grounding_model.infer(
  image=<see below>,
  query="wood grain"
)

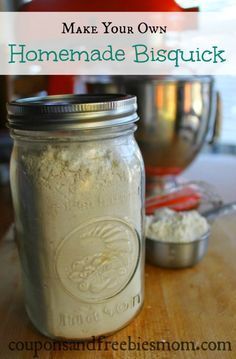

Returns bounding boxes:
[0,185,235,359]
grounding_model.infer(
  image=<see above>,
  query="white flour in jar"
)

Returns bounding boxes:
[14,137,144,339]
[146,208,209,243]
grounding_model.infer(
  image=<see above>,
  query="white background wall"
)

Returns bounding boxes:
[177,0,236,146]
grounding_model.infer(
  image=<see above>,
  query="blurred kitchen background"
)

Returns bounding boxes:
[1,0,236,205]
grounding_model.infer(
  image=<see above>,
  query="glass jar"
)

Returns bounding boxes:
[8,94,145,340]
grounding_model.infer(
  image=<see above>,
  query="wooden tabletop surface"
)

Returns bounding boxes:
[0,185,235,359]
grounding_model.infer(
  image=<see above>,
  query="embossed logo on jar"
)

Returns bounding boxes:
[56,218,140,303]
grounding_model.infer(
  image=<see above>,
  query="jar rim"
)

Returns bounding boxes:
[7,93,138,131]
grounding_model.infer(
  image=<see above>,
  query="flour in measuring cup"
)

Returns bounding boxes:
[146,208,209,243]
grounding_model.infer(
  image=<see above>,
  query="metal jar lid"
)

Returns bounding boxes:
[7,94,138,131]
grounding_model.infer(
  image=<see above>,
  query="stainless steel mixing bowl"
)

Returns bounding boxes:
[124,76,216,178]
[146,231,210,269]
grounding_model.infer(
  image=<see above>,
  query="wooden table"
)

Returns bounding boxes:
[0,184,235,359]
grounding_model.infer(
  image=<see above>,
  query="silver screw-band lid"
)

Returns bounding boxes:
[7,94,138,131]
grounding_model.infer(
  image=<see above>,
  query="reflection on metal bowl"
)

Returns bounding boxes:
[124,76,216,191]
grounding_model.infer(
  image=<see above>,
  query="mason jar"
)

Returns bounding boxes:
[7,94,145,340]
